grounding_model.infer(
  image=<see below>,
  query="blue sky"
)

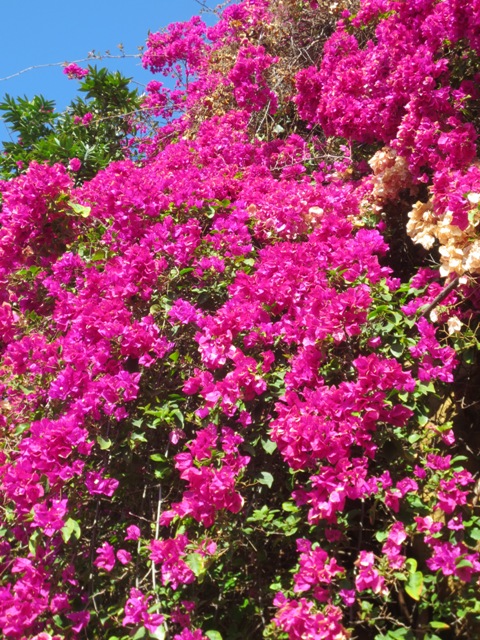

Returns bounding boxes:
[0,0,217,138]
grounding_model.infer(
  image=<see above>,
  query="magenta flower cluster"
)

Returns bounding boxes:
[0,0,479,637]
[62,63,89,80]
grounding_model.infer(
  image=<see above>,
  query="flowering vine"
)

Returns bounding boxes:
[0,0,479,638]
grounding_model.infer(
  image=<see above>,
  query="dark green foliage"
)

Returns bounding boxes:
[0,66,145,182]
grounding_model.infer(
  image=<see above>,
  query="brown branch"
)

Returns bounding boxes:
[418,276,460,319]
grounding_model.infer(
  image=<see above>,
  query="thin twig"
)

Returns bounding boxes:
[0,54,142,84]
[194,0,235,16]
[418,276,460,319]
[152,484,162,596]
[135,484,148,589]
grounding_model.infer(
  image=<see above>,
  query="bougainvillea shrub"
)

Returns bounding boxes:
[1,0,480,638]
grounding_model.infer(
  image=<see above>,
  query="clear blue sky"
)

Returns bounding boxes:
[0,0,217,137]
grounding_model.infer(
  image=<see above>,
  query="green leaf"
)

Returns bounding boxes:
[149,304,162,315]
[261,438,277,454]
[185,553,205,578]
[430,621,450,630]
[205,632,223,640]
[405,557,418,572]
[68,201,91,217]
[13,423,31,436]
[463,348,476,365]
[150,453,166,462]
[282,501,299,513]
[129,432,147,444]
[408,432,422,443]
[469,528,480,541]
[375,530,388,543]
[97,435,112,450]
[29,530,41,555]
[389,340,404,357]
[52,615,64,627]
[258,471,274,488]
[405,571,423,601]
[61,517,81,543]
[172,408,184,426]
[91,249,109,261]
[247,506,272,523]
[381,629,414,639]
[456,558,473,568]
[149,625,166,640]
[417,414,429,427]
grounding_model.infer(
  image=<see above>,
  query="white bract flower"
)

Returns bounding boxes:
[447,316,462,335]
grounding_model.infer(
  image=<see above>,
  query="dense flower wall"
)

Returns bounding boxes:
[0,0,480,638]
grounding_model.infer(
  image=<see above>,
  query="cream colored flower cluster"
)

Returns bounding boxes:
[407,192,480,277]
[359,147,412,223]
[364,147,480,277]
[368,147,411,203]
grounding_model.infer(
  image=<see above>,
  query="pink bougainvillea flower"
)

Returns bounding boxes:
[273,592,348,639]
[382,522,407,569]
[174,630,208,640]
[116,549,132,565]
[149,535,196,589]
[427,541,480,582]
[63,63,89,79]
[123,587,164,633]
[125,524,141,541]
[339,589,356,606]
[94,542,116,572]
[355,551,387,595]
[293,539,344,593]
[32,499,68,537]
[66,610,90,633]
[85,469,119,497]
[68,157,82,172]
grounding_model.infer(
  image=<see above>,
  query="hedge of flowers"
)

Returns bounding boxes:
[1,0,480,638]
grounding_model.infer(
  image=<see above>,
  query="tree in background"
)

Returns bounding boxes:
[0,65,147,182]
